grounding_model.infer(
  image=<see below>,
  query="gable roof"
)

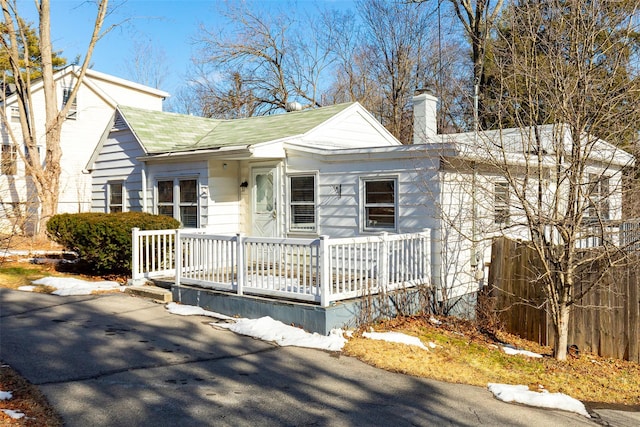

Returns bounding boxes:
[117,102,357,154]
[1,65,168,108]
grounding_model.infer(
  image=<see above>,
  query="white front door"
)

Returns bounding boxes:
[252,167,278,237]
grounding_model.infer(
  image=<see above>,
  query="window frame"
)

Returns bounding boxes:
[62,86,77,120]
[155,177,199,228]
[107,181,125,213]
[494,181,510,225]
[288,173,317,233]
[1,144,17,175]
[362,177,398,232]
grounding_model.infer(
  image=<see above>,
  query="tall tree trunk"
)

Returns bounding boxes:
[554,304,571,361]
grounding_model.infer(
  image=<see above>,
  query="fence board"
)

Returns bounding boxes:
[485,237,640,363]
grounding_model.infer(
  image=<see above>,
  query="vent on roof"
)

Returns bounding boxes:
[112,113,128,131]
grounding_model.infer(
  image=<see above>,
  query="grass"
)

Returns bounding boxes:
[344,316,640,407]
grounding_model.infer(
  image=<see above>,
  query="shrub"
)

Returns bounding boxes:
[46,212,180,275]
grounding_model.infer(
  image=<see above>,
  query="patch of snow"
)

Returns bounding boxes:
[32,277,124,296]
[502,346,543,358]
[212,316,347,352]
[17,285,36,292]
[166,302,234,320]
[1,409,25,419]
[488,383,590,418]
[429,316,442,325]
[0,390,12,400]
[363,331,429,351]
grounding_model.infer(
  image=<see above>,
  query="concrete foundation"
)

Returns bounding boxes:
[172,284,428,335]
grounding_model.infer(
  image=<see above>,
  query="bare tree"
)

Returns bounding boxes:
[461,0,640,360]
[194,1,334,117]
[123,33,168,89]
[0,0,109,236]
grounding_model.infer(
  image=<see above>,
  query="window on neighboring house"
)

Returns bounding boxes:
[586,174,610,221]
[157,178,198,227]
[62,87,77,120]
[10,106,19,122]
[289,175,316,232]
[494,182,510,225]
[363,178,396,230]
[108,182,124,213]
[1,145,17,175]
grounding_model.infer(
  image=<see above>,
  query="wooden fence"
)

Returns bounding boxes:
[485,237,640,363]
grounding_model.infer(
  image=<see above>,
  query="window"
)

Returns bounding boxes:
[363,179,396,230]
[1,145,17,175]
[108,182,124,213]
[62,87,77,119]
[289,175,315,232]
[10,106,19,122]
[586,175,610,221]
[157,178,198,227]
[494,182,510,225]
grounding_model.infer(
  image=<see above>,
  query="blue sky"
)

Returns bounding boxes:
[16,0,355,101]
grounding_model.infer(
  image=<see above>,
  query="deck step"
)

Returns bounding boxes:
[126,285,172,303]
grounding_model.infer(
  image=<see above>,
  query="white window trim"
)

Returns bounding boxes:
[155,176,200,228]
[107,181,126,213]
[361,176,398,232]
[287,172,318,234]
[62,86,77,120]
[1,144,17,175]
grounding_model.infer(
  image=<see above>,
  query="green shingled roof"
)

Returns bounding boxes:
[118,103,354,154]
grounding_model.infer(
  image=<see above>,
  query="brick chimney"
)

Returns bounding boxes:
[412,90,438,144]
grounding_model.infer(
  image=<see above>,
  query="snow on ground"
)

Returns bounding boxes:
[501,346,543,358]
[212,316,348,352]
[26,277,124,296]
[488,383,590,418]
[1,409,25,419]
[166,302,235,320]
[363,331,433,350]
[0,390,12,400]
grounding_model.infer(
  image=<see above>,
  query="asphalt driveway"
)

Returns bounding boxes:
[0,289,633,426]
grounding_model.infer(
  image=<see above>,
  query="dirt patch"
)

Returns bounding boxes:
[0,364,62,426]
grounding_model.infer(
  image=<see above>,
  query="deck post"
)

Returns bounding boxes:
[236,233,244,296]
[175,229,182,287]
[319,235,331,307]
[131,228,140,282]
[380,232,389,292]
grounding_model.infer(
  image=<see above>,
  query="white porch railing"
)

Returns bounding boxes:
[132,228,431,307]
[131,228,179,282]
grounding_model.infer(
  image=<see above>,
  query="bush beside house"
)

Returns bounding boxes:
[47,212,180,274]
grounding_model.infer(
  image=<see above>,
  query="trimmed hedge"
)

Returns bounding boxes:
[47,212,181,275]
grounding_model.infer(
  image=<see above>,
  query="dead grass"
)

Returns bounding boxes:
[344,316,640,407]
[0,365,62,426]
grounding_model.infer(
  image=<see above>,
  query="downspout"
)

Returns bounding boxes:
[471,80,479,272]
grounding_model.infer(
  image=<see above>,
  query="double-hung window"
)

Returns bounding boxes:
[289,175,316,232]
[157,178,199,227]
[494,181,510,225]
[363,178,396,230]
[108,182,124,213]
[1,145,17,175]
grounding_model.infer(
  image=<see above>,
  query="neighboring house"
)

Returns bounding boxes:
[86,95,633,315]
[0,65,168,233]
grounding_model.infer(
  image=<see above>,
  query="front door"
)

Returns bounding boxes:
[252,167,278,237]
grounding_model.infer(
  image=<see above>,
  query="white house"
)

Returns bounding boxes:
[86,95,634,315]
[0,65,168,233]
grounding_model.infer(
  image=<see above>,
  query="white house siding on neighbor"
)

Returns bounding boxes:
[0,66,167,233]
